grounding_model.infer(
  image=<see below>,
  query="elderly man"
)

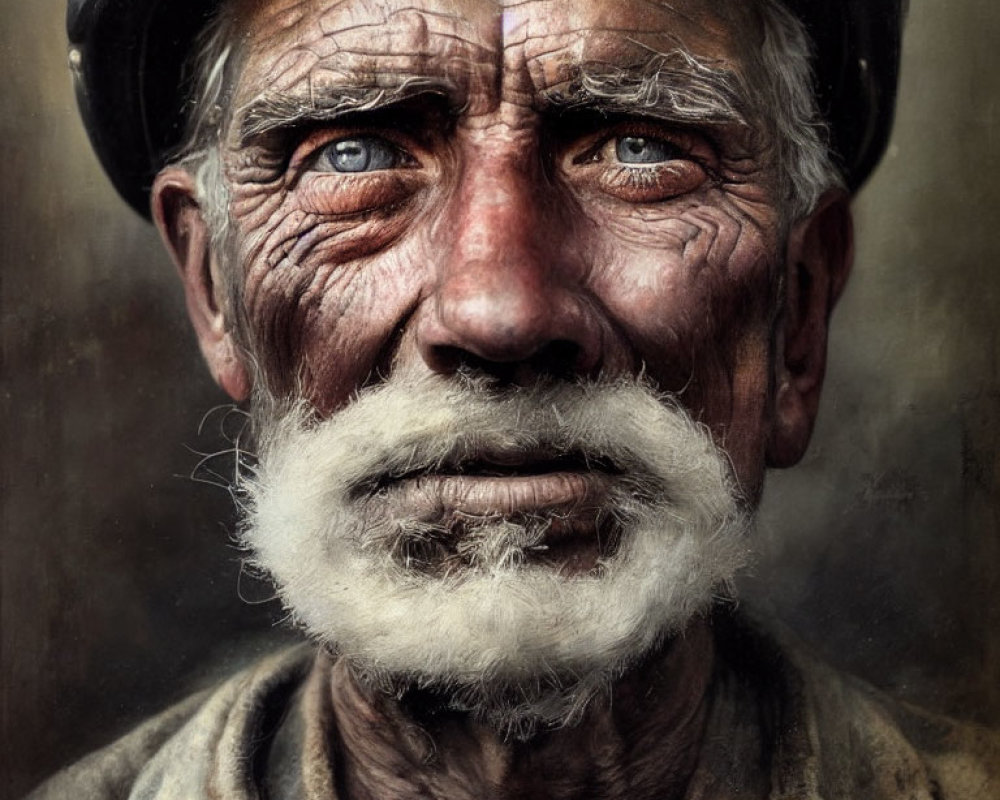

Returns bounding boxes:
[32,0,998,797]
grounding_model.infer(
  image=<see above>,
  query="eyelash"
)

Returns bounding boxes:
[288,128,418,176]
[577,125,707,162]
[553,123,721,204]
[614,151,720,184]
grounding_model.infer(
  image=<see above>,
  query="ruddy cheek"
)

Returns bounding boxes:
[239,257,364,399]
[586,205,776,384]
[239,188,421,301]
[240,207,431,402]
[293,246,431,411]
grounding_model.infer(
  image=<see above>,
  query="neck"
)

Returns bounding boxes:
[326,616,716,800]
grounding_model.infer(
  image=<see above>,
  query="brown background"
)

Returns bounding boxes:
[2,1,999,798]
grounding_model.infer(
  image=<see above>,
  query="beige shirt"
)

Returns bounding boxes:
[28,617,1000,799]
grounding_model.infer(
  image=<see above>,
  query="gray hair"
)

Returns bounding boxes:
[173,0,842,255]
[171,7,243,252]
[753,0,845,218]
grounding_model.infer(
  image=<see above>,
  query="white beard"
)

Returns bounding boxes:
[238,370,750,738]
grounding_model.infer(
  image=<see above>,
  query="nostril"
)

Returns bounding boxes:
[528,340,584,380]
[426,345,485,377]
[426,340,586,386]
[426,346,521,383]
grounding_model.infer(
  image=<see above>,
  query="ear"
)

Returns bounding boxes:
[151,167,252,402]
[766,190,854,468]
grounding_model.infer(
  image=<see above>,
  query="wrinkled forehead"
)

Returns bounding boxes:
[225,0,766,113]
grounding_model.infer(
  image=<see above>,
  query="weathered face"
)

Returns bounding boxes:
[157,0,852,526]
[152,0,849,722]
[215,0,787,497]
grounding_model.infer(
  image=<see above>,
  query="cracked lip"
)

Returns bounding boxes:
[393,470,615,517]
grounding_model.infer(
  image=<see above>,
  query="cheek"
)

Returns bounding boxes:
[233,186,429,407]
[296,253,422,413]
[586,202,780,493]
[722,324,774,499]
[590,203,778,363]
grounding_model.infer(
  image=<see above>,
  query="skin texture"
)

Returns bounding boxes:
[151,0,853,795]
[328,619,715,800]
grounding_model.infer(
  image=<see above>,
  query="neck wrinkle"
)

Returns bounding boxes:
[317,616,716,800]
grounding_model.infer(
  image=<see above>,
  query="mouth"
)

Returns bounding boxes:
[359,450,625,576]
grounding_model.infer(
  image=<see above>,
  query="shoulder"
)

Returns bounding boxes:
[25,645,315,800]
[795,647,1000,799]
[745,615,1000,800]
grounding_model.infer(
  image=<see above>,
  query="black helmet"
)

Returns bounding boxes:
[67,0,907,218]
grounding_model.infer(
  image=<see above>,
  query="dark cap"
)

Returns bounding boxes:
[67,0,907,219]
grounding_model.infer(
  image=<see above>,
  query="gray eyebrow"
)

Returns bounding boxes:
[237,77,459,145]
[540,50,749,127]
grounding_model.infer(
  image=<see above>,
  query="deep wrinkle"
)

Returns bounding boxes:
[137,0,866,796]
[216,0,785,494]
[238,84,460,146]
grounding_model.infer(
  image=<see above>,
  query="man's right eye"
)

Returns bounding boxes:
[290,130,426,217]
[315,136,405,173]
[614,135,683,165]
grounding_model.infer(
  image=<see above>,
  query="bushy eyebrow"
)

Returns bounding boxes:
[235,50,748,146]
[237,77,459,145]
[539,50,749,127]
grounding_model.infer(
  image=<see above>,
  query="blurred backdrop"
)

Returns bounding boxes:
[2,1,999,797]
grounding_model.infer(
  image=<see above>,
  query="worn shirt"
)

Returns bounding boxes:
[28,616,1000,799]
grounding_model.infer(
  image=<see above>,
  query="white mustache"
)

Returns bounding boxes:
[252,371,739,515]
[239,370,750,737]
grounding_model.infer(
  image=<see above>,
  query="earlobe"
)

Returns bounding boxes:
[151,168,251,402]
[766,190,854,468]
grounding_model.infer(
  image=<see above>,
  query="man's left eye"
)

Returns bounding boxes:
[564,129,708,203]
[316,136,403,173]
[615,136,680,164]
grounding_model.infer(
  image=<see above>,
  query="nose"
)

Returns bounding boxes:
[415,150,603,383]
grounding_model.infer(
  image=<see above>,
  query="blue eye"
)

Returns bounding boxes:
[320,136,400,173]
[615,136,679,164]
